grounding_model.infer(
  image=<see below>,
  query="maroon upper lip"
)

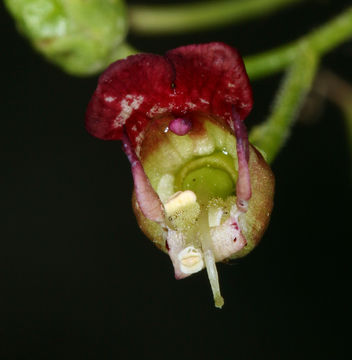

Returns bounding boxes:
[85,42,253,150]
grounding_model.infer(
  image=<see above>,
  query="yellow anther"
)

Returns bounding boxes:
[164,190,197,215]
[178,246,204,274]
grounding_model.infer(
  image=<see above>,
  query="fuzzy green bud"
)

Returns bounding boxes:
[5,0,132,75]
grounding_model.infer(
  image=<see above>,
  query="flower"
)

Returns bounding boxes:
[86,42,275,308]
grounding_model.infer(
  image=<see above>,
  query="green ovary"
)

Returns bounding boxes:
[172,150,238,203]
[182,167,234,200]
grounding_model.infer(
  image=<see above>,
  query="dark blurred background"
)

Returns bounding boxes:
[1,0,351,359]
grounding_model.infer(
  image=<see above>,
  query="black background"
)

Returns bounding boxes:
[1,0,351,359]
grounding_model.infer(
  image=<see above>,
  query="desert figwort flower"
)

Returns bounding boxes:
[86,43,274,308]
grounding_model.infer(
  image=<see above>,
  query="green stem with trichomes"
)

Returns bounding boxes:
[249,46,319,163]
[247,7,352,163]
[245,6,352,80]
[314,70,352,170]
[129,0,303,35]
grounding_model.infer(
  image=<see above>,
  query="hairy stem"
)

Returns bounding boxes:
[129,0,303,35]
[249,46,319,163]
[314,70,352,169]
[245,6,352,79]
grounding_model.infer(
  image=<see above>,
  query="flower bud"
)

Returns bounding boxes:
[5,0,130,75]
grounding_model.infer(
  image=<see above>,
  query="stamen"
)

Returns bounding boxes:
[208,207,223,227]
[178,246,204,274]
[164,190,200,231]
[164,191,200,278]
[122,133,165,222]
[166,229,185,279]
[232,107,251,212]
[164,190,197,214]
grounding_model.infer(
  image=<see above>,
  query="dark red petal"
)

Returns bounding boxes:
[122,133,165,222]
[86,43,252,148]
[86,53,174,143]
[165,42,253,123]
[232,107,251,212]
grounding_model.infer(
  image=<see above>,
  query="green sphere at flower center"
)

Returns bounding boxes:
[182,167,234,200]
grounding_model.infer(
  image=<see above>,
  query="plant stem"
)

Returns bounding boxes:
[314,70,352,168]
[249,46,319,163]
[129,0,303,35]
[245,6,352,79]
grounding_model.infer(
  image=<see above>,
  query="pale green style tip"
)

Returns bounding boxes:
[215,295,224,309]
[5,0,134,75]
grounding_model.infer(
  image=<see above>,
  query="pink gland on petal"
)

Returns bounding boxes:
[169,117,192,136]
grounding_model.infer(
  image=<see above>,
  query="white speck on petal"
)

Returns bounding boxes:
[224,94,234,102]
[113,95,144,128]
[200,98,209,104]
[228,83,235,88]
[186,102,196,109]
[104,96,116,103]
[147,104,170,117]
